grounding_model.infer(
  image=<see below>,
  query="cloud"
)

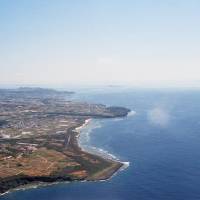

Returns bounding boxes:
[147,107,170,127]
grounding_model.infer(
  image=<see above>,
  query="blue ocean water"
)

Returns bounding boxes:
[2,88,200,200]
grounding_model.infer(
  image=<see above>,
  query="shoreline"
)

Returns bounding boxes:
[74,118,129,179]
[75,118,124,162]
[0,117,129,197]
[72,118,126,181]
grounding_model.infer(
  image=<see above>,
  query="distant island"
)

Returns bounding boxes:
[0,87,74,99]
[0,88,130,195]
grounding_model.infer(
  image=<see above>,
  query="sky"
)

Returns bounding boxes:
[0,0,200,87]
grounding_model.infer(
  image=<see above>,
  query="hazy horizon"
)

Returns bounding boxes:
[1,0,200,86]
[2,80,200,90]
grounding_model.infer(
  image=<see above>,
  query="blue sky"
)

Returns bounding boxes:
[1,0,200,86]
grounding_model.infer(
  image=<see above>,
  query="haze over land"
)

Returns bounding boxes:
[1,0,200,87]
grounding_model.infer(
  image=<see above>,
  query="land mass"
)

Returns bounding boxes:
[0,88,130,194]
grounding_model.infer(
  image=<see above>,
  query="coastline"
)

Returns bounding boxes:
[75,118,118,161]
[72,118,125,181]
[0,117,128,196]
[75,118,129,180]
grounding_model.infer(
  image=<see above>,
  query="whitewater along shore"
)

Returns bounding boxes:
[0,101,130,195]
[74,119,124,181]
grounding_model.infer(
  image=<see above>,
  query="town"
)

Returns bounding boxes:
[0,88,130,194]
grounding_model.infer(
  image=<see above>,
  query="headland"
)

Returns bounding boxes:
[0,88,130,195]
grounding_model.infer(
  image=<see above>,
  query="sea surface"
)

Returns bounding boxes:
[2,88,200,200]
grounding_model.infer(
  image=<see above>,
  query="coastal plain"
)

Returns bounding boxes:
[0,88,130,194]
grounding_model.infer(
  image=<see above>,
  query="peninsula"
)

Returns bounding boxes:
[0,88,130,194]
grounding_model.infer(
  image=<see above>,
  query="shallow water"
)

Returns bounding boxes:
[2,88,200,200]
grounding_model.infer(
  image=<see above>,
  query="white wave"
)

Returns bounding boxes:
[77,118,130,171]
[120,162,130,170]
[79,120,102,143]
[113,118,123,121]
[127,110,136,117]
[90,146,119,160]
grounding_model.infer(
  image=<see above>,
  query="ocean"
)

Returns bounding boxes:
[1,88,200,200]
